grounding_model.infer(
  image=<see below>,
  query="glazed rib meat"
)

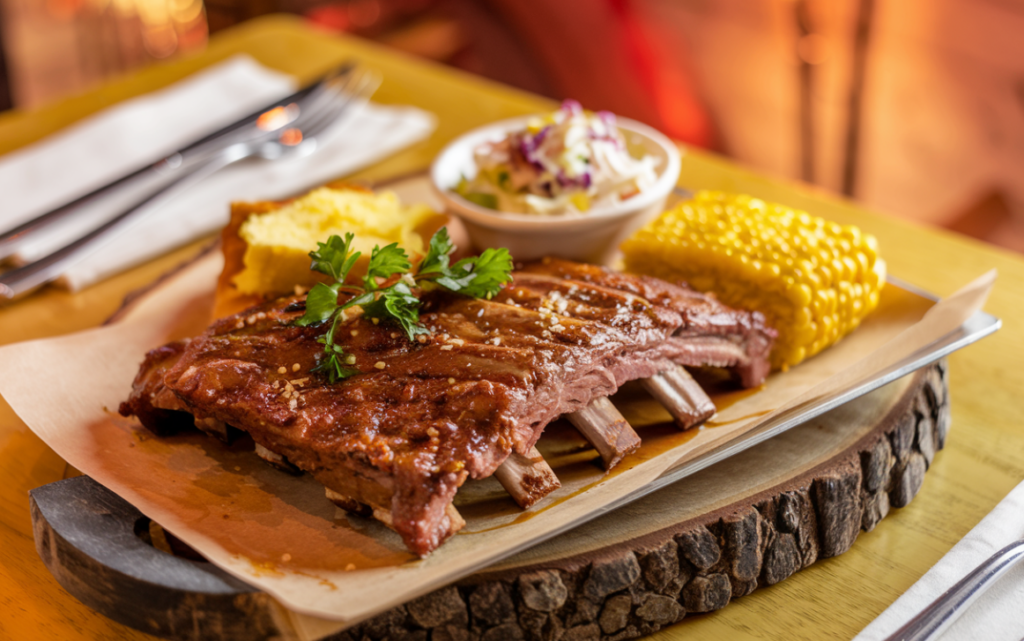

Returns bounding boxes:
[120,258,775,556]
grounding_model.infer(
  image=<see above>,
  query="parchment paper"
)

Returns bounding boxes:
[0,250,994,637]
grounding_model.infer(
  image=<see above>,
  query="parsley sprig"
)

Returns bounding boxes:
[294,229,513,382]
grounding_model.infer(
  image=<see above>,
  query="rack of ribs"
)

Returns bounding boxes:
[120,258,775,556]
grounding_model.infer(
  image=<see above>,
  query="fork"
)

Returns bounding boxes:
[0,68,379,302]
[0,62,355,265]
[882,538,1024,641]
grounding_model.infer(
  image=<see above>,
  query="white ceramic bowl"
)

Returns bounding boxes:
[429,115,682,263]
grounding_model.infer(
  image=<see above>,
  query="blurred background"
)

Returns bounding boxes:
[1,0,1022,252]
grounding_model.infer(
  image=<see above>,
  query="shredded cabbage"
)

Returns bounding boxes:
[454,100,659,215]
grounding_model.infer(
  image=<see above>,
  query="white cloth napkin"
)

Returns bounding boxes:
[0,55,436,291]
[855,479,1024,641]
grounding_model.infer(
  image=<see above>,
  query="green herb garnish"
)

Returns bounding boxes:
[295,228,513,382]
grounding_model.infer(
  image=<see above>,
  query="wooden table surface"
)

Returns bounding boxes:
[1,15,1022,641]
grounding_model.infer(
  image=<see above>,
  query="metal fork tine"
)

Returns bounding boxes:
[248,73,359,150]
[0,65,379,302]
[0,62,358,264]
[222,71,357,150]
[187,64,357,151]
[289,70,369,128]
[295,71,380,141]
[292,68,365,119]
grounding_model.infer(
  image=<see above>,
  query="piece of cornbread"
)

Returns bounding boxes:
[233,187,440,295]
[213,184,453,319]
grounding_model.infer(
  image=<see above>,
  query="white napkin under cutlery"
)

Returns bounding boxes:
[0,55,437,291]
[855,479,1024,641]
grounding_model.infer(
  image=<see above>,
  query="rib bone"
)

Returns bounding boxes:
[194,417,231,443]
[568,397,641,470]
[641,366,717,430]
[254,443,301,474]
[324,487,373,517]
[494,447,562,508]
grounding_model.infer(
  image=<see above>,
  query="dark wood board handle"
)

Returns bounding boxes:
[29,475,286,640]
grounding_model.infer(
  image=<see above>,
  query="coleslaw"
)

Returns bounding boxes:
[454,100,660,215]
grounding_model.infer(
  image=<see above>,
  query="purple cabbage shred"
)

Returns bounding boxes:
[561,99,583,115]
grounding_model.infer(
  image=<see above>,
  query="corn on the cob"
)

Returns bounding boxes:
[621,191,886,370]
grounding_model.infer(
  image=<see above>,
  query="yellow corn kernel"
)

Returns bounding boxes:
[621,190,886,370]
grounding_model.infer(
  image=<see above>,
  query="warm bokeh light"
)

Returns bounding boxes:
[347,0,380,28]
[609,0,713,147]
[45,0,86,21]
[280,128,304,146]
[45,0,207,59]
[257,105,296,132]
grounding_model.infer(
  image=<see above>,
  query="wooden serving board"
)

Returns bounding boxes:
[30,361,949,641]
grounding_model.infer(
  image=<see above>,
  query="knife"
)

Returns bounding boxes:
[0,61,354,263]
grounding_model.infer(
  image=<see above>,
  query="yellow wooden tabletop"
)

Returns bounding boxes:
[1,15,1022,641]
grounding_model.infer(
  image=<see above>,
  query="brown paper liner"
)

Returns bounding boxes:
[0,250,994,635]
